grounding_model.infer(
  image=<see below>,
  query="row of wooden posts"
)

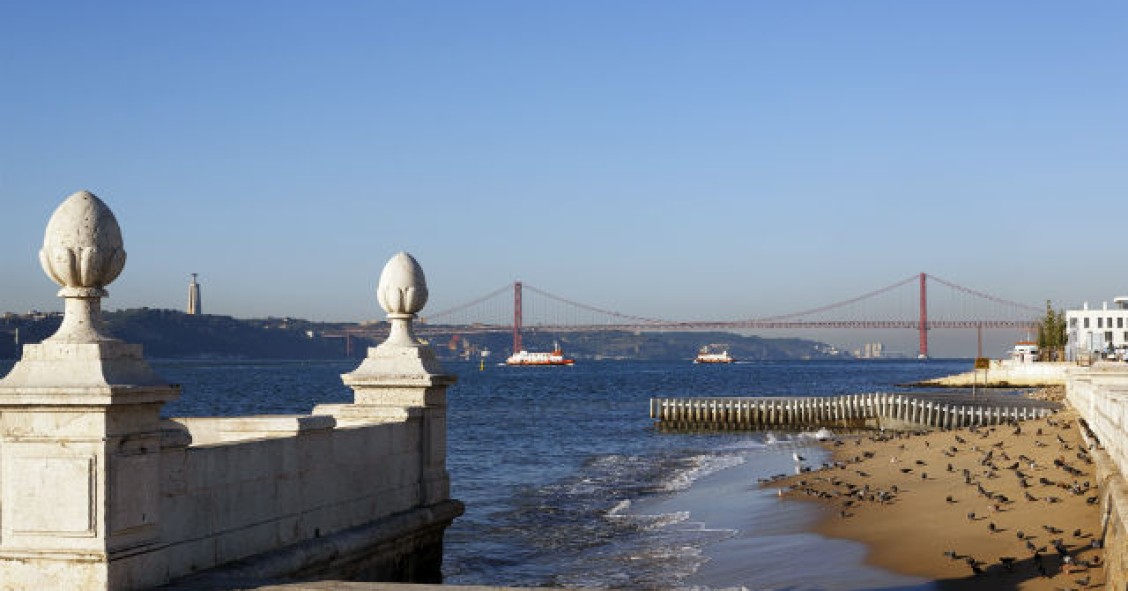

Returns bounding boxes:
[649,393,1056,431]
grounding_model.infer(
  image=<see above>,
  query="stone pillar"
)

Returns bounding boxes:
[316,252,457,506]
[0,191,179,590]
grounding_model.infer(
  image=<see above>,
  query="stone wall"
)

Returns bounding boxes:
[917,360,1073,387]
[1065,365,1128,589]
[147,412,459,586]
[0,192,462,590]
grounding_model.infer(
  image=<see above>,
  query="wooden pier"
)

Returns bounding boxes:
[650,392,1060,432]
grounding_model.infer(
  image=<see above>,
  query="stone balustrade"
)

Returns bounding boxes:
[1065,363,1128,590]
[0,191,461,590]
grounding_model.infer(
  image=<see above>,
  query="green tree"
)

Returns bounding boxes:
[1036,300,1067,360]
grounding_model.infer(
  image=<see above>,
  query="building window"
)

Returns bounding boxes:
[1098,318,1104,329]
[1085,318,1090,329]
[1119,318,1124,329]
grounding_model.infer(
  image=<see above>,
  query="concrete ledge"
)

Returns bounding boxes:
[168,415,338,445]
[255,584,549,590]
[915,360,1072,387]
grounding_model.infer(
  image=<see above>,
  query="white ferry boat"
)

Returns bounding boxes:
[694,345,735,364]
[506,342,575,366]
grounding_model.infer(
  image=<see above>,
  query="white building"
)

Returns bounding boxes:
[1066,297,1128,360]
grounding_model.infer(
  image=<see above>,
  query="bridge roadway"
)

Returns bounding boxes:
[325,319,1038,339]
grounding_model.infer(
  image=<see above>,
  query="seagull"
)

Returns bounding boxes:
[792,452,806,463]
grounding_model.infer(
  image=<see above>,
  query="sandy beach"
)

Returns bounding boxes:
[770,389,1105,590]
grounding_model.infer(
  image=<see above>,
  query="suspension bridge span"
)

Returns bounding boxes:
[334,273,1043,358]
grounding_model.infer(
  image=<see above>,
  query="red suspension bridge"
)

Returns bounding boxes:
[326,273,1042,357]
[410,272,1041,358]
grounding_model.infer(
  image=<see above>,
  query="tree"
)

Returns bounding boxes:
[1036,300,1067,361]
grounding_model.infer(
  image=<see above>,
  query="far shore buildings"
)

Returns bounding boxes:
[1066,297,1128,361]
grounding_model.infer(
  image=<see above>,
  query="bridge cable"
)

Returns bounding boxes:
[424,283,514,322]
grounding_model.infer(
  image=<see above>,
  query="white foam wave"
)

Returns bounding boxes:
[608,509,692,531]
[661,454,746,493]
[607,498,632,517]
[798,427,836,441]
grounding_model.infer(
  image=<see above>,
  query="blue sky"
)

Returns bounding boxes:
[1,2,1125,354]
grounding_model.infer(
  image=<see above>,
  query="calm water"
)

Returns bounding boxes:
[0,356,977,589]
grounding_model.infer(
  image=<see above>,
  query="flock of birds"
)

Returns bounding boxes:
[762,415,1104,589]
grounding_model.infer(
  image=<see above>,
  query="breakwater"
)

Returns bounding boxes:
[650,392,1059,431]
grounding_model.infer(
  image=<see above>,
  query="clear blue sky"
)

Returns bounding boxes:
[2,2,1125,353]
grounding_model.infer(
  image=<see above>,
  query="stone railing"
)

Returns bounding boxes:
[1067,365,1128,482]
[0,192,461,590]
[1065,363,1128,590]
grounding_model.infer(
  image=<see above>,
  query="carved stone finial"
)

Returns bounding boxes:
[39,190,126,343]
[40,190,126,297]
[377,252,429,316]
[0,190,177,391]
[377,252,428,347]
[338,252,447,390]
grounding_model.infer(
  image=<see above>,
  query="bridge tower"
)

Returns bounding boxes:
[919,272,928,358]
[513,281,523,354]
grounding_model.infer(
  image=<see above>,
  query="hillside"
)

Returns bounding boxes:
[0,309,850,361]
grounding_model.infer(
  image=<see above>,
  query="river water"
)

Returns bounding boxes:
[0,356,981,589]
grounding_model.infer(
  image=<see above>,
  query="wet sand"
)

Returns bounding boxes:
[770,395,1105,590]
[654,443,931,590]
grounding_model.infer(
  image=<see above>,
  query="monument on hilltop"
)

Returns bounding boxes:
[187,272,202,315]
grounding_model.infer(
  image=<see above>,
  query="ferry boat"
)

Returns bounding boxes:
[694,345,735,364]
[506,342,575,366]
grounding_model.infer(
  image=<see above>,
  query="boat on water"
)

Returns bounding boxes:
[694,345,735,364]
[506,342,575,366]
